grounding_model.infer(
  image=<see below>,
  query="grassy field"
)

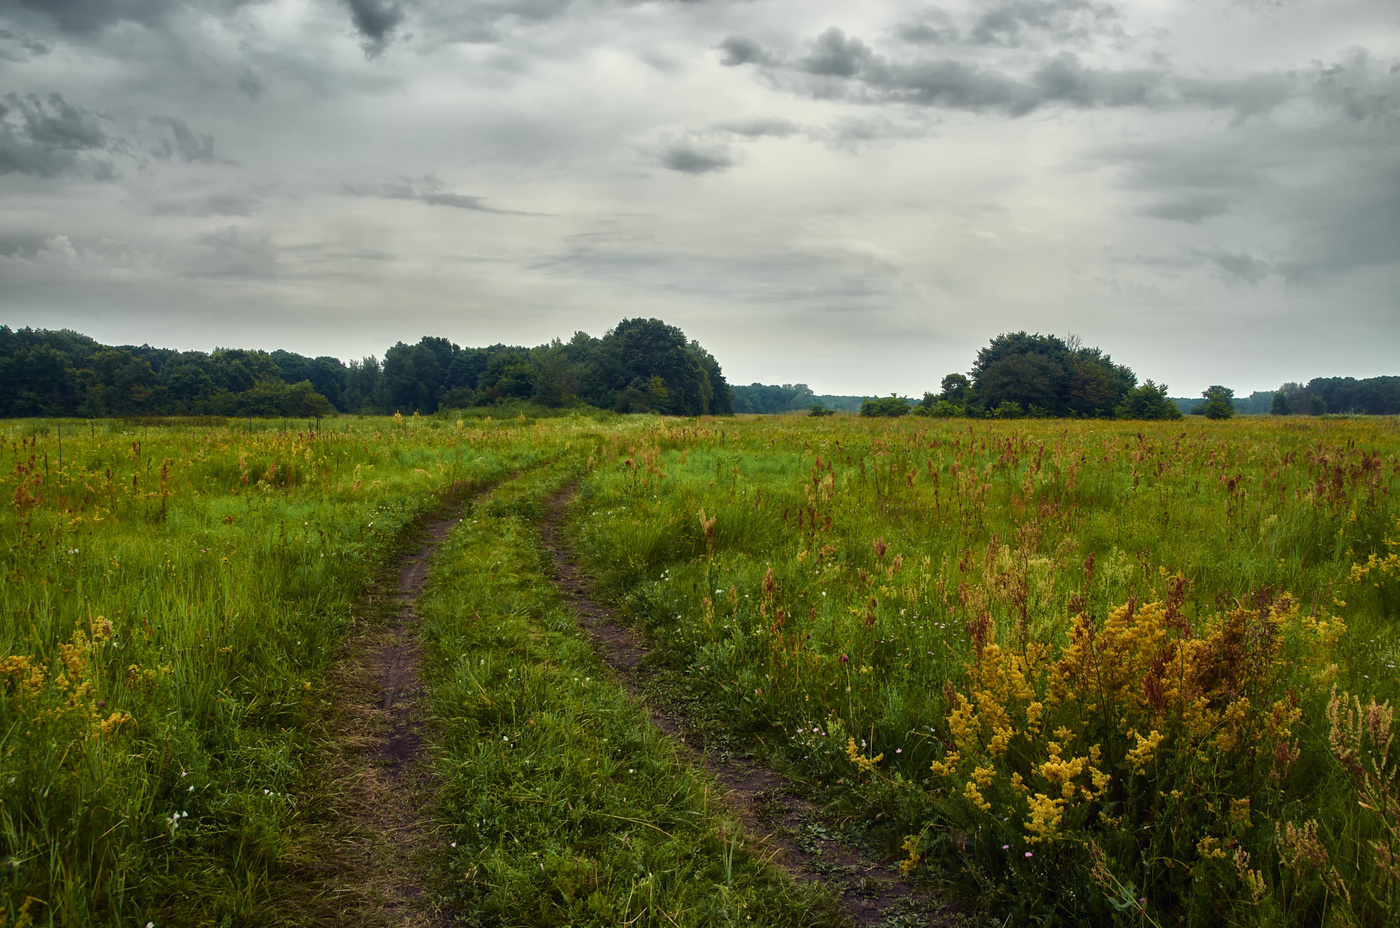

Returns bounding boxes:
[2,412,1398,926]
[0,414,570,925]
[571,415,1400,926]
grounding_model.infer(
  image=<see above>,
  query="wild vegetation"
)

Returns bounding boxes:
[0,413,562,924]
[3,410,1398,926]
[418,457,844,927]
[572,414,1400,926]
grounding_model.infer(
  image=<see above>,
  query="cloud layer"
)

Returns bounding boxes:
[0,0,1396,395]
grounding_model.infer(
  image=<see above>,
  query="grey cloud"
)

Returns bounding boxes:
[896,10,959,46]
[968,0,1121,48]
[743,28,1313,120]
[0,230,50,258]
[1311,50,1400,122]
[191,224,278,278]
[412,0,575,45]
[1028,52,1159,109]
[813,114,931,150]
[0,27,52,60]
[1107,56,1400,282]
[799,28,874,78]
[236,70,265,101]
[2,0,171,36]
[1175,73,1298,122]
[149,115,220,163]
[345,0,405,57]
[150,191,259,217]
[342,179,540,214]
[894,1,1122,50]
[1140,196,1230,224]
[659,143,733,175]
[1190,247,1275,285]
[0,91,115,178]
[714,117,800,138]
[716,35,777,67]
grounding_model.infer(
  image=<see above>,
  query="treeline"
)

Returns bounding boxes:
[864,331,1183,420]
[0,318,732,419]
[1271,377,1400,416]
[731,383,862,414]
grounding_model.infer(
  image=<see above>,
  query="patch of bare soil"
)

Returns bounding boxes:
[276,498,469,928]
[540,485,963,928]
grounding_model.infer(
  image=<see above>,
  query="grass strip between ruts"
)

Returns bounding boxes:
[418,461,846,928]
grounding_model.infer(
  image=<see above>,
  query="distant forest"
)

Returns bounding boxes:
[742,333,1400,420]
[2,323,1395,421]
[731,384,864,414]
[0,319,732,419]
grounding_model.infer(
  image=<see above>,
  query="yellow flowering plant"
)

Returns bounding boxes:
[914,575,1344,922]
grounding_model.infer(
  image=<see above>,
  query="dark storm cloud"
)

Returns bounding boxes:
[0,91,115,178]
[1,0,173,36]
[659,142,733,174]
[345,0,404,57]
[342,179,541,214]
[726,27,1313,120]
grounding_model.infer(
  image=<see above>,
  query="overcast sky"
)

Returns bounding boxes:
[1,0,1396,397]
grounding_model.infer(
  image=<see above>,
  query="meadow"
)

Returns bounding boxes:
[572,415,1400,926]
[2,411,1398,926]
[0,413,568,925]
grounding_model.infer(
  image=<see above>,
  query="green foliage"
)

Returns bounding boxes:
[967,332,1137,419]
[859,395,911,417]
[1117,380,1183,420]
[940,373,970,403]
[1201,384,1236,420]
[0,320,734,421]
[732,383,814,414]
[809,403,836,417]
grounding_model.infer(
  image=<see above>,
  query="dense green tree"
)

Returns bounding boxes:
[383,338,458,413]
[968,332,1136,418]
[860,395,912,417]
[89,348,157,415]
[1200,385,1236,420]
[1117,380,1183,420]
[940,373,970,403]
[0,318,735,419]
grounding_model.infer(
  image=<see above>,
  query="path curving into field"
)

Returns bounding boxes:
[282,492,476,928]
[540,483,962,928]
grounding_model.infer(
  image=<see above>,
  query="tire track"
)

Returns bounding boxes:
[540,483,964,928]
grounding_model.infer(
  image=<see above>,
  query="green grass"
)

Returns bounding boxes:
[570,415,1400,926]
[418,460,846,928]
[0,417,565,926]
